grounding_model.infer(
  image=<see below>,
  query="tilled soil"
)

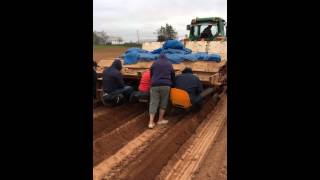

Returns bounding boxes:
[157,95,227,180]
[93,103,146,140]
[93,94,227,180]
[193,123,227,180]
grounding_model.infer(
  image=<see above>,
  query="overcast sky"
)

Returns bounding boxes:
[93,0,227,42]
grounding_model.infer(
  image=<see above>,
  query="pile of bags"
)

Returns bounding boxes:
[123,40,221,65]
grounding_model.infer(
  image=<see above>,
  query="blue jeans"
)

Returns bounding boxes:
[109,86,134,99]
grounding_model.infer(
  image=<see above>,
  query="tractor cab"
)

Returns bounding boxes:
[187,17,226,41]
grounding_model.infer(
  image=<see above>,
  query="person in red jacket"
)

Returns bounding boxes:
[138,69,151,93]
[129,69,151,103]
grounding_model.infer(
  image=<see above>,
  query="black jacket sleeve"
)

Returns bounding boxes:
[170,65,175,83]
[115,71,125,88]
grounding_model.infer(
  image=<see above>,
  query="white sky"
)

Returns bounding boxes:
[93,0,227,42]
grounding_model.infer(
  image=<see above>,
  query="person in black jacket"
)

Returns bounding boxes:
[102,59,133,101]
[174,67,203,106]
[200,25,213,39]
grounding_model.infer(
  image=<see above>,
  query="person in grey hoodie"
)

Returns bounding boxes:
[148,54,175,128]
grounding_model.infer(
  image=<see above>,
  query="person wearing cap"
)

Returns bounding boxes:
[102,59,134,101]
[148,54,175,129]
[174,67,204,107]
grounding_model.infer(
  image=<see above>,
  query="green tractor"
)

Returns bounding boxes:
[186,17,226,41]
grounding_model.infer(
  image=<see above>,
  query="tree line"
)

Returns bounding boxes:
[93,24,178,45]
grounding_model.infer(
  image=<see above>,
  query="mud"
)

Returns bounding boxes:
[93,103,146,140]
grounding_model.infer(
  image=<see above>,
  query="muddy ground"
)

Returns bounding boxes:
[193,123,227,180]
[93,95,227,180]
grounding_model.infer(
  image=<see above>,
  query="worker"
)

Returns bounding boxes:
[93,60,97,99]
[200,25,213,39]
[148,54,175,129]
[129,69,151,102]
[138,69,151,93]
[102,59,134,103]
[174,67,204,107]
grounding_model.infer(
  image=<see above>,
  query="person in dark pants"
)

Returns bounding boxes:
[174,67,204,107]
[93,60,97,99]
[102,59,134,103]
[148,54,175,129]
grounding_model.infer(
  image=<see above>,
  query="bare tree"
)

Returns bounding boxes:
[93,31,99,45]
[93,31,109,45]
[98,31,109,44]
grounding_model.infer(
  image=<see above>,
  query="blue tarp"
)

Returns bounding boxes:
[139,53,159,61]
[124,52,159,64]
[163,40,184,50]
[150,48,191,54]
[124,52,139,64]
[123,40,221,64]
[183,53,221,61]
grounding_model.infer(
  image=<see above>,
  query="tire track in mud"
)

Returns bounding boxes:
[157,95,227,180]
[192,123,227,180]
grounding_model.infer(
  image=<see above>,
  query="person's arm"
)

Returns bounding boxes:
[115,72,125,88]
[173,75,179,87]
[170,65,175,83]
